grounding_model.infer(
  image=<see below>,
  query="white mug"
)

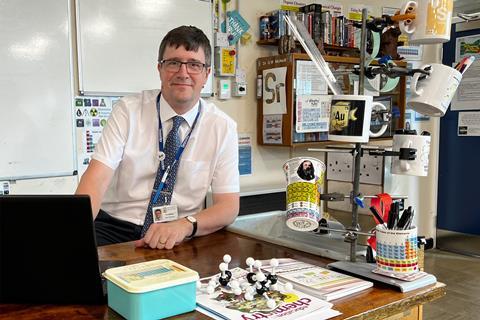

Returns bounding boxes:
[408,63,462,116]
[328,95,388,143]
[391,130,431,176]
[400,0,453,44]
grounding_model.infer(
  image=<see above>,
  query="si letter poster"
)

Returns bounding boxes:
[263,67,287,115]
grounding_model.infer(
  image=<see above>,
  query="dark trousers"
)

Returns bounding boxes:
[94,210,142,246]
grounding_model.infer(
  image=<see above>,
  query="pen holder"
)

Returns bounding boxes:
[375,225,418,274]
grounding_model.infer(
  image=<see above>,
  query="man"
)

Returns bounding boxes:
[76,26,240,249]
[297,160,315,181]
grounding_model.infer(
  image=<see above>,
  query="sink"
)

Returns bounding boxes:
[227,211,366,261]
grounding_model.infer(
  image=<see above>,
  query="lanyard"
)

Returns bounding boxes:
[152,93,201,204]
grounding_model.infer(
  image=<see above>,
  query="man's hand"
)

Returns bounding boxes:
[134,218,192,250]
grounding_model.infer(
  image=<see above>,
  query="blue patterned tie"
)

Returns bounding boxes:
[141,116,184,236]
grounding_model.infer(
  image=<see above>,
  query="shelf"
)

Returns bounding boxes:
[257,39,359,52]
[256,54,406,147]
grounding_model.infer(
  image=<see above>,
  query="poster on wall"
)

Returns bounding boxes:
[263,67,287,115]
[296,60,328,95]
[451,60,480,111]
[296,95,331,133]
[458,111,480,136]
[238,134,252,176]
[263,114,283,144]
[74,96,118,177]
[455,34,480,61]
[397,45,423,61]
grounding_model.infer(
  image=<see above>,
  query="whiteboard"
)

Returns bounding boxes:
[76,0,214,96]
[0,0,76,180]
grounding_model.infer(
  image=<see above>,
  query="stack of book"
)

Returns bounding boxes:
[261,258,373,301]
[196,267,342,320]
[261,4,359,49]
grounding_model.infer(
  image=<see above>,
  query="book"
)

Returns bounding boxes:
[300,4,322,44]
[196,267,340,320]
[260,259,373,301]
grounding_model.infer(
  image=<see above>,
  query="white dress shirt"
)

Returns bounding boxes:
[92,89,239,225]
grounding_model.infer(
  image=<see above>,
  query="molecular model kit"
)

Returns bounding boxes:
[196,255,294,309]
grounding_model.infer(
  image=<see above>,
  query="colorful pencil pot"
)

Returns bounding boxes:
[375,225,419,274]
[283,157,325,232]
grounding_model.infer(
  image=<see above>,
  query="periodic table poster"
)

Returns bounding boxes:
[74,96,119,178]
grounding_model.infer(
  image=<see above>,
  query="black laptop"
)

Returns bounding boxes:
[0,195,106,304]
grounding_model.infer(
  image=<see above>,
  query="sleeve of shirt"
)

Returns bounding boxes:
[91,99,130,170]
[210,119,240,194]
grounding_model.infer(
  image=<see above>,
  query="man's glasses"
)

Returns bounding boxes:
[160,59,207,74]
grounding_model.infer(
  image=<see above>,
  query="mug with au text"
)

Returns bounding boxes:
[391,130,431,177]
[283,157,326,232]
[408,63,462,116]
[328,95,388,143]
[400,0,453,44]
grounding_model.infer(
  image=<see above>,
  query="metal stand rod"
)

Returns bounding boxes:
[348,8,369,263]
[315,226,375,237]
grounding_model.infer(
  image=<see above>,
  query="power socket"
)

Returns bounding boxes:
[327,152,384,185]
[327,152,353,182]
[359,154,384,185]
[232,82,246,96]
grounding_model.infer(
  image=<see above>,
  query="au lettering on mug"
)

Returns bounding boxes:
[328,95,388,143]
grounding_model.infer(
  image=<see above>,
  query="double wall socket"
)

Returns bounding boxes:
[327,152,384,185]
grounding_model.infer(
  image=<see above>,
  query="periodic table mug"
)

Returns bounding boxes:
[375,224,419,274]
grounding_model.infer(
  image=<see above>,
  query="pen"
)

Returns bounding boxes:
[455,56,468,70]
[387,203,396,229]
[405,208,414,229]
[393,202,400,229]
[460,56,476,74]
[370,206,385,225]
[396,206,411,229]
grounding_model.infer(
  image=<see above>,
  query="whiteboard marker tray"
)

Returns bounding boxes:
[227,211,364,261]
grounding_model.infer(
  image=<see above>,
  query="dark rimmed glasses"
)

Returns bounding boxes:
[160,59,207,74]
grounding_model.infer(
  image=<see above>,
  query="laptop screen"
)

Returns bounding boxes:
[0,195,105,304]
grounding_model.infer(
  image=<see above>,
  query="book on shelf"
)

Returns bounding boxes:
[300,4,322,45]
[260,259,373,301]
[196,267,341,320]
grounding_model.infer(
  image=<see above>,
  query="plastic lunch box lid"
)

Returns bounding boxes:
[103,259,199,293]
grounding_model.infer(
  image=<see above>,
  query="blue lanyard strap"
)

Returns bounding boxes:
[152,93,202,204]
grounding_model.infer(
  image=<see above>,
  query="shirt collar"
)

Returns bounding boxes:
[159,94,200,128]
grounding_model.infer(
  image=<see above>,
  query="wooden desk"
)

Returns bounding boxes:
[0,230,445,319]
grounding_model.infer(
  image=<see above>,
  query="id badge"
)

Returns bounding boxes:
[152,204,178,223]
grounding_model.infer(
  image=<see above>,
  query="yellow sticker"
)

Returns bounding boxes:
[221,48,235,75]
[330,101,351,131]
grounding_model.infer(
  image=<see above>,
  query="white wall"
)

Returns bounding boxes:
[8,0,442,240]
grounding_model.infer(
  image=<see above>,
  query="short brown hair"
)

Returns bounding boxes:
[158,26,211,67]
